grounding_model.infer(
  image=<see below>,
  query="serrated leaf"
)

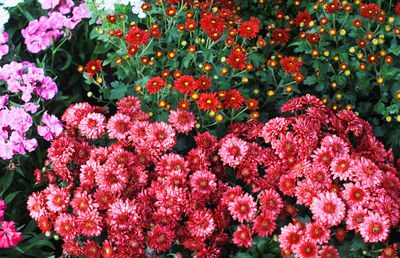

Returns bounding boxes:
[373,102,385,115]
[303,76,317,85]
[182,54,194,68]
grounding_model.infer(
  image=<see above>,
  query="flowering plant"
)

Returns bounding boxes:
[79,0,289,129]
[27,95,400,257]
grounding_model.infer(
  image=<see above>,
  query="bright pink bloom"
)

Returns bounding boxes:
[278,223,303,250]
[218,135,249,168]
[37,111,63,141]
[107,113,131,140]
[168,109,196,135]
[360,212,390,243]
[253,212,277,237]
[232,224,253,248]
[258,189,283,218]
[304,221,330,245]
[78,112,106,140]
[228,193,257,223]
[293,240,318,258]
[310,192,346,227]
[0,221,22,248]
[186,208,216,238]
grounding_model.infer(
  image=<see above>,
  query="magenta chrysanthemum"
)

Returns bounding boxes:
[310,192,346,227]
[218,135,249,168]
[359,212,390,243]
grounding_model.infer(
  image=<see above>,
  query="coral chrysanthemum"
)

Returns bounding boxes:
[310,192,346,227]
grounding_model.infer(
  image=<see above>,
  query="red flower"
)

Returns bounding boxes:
[197,92,221,111]
[146,76,167,94]
[106,14,117,23]
[127,44,140,56]
[125,27,149,46]
[223,89,245,110]
[185,19,197,31]
[367,53,378,64]
[195,75,212,90]
[272,28,290,45]
[280,56,302,74]
[85,60,102,79]
[226,49,247,70]
[238,17,260,39]
[353,18,362,28]
[357,39,367,48]
[173,75,196,95]
[306,33,321,44]
[396,2,400,15]
[295,11,313,29]
[325,1,341,13]
[199,12,226,40]
[360,4,380,20]
[232,224,253,248]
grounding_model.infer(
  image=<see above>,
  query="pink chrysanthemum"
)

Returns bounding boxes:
[374,195,400,227]
[359,212,390,243]
[228,193,257,223]
[293,240,318,258]
[232,224,253,248]
[319,245,339,258]
[218,135,249,168]
[260,117,289,144]
[278,223,303,251]
[79,159,99,189]
[43,184,70,213]
[320,135,349,156]
[106,113,131,140]
[194,131,218,154]
[258,189,283,218]
[189,170,217,195]
[312,147,334,168]
[128,120,150,147]
[352,157,383,188]
[342,183,370,207]
[70,191,97,215]
[295,179,319,207]
[107,199,138,232]
[279,174,297,197]
[54,213,76,240]
[168,109,196,135]
[310,192,346,227]
[77,209,103,237]
[304,221,330,245]
[186,208,216,238]
[253,212,277,237]
[221,186,243,206]
[148,224,176,252]
[27,192,48,221]
[61,102,94,127]
[345,206,368,232]
[78,112,106,140]
[330,155,353,181]
[155,153,189,177]
[145,121,176,151]
[95,161,129,193]
[117,95,141,112]
[154,185,188,216]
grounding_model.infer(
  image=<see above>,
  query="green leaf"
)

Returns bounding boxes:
[373,102,385,115]
[247,53,265,67]
[110,81,127,100]
[1,172,14,193]
[3,191,21,204]
[303,76,317,85]
[182,54,194,68]
[234,252,254,258]
[57,49,72,71]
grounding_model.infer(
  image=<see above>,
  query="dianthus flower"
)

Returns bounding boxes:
[232,224,253,248]
[0,221,22,248]
[228,193,257,223]
[280,56,302,74]
[37,111,63,141]
[226,49,247,70]
[359,212,390,243]
[0,32,9,60]
[310,192,346,227]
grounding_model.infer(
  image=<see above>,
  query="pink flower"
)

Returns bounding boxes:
[43,184,70,213]
[232,224,253,248]
[0,221,22,248]
[37,111,63,141]
[359,212,390,243]
[107,199,138,232]
[304,221,330,245]
[260,117,289,144]
[278,223,303,251]
[228,193,257,223]
[293,240,318,258]
[107,113,131,140]
[145,121,176,152]
[168,109,196,135]
[218,134,249,168]
[95,161,128,193]
[352,157,383,188]
[189,170,217,195]
[258,189,283,218]
[310,192,346,227]
[54,213,76,240]
[186,208,216,238]
[78,112,106,140]
[76,210,103,237]
[253,212,277,237]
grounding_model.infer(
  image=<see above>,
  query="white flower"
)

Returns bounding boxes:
[0,0,24,7]
[0,7,10,33]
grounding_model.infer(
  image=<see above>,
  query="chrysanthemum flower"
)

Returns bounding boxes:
[155,153,189,177]
[280,56,302,74]
[238,17,260,39]
[146,76,167,94]
[360,3,380,20]
[173,74,196,95]
[319,245,339,258]
[310,192,346,227]
[232,224,253,248]
[223,89,245,109]
[294,10,313,28]
[44,184,70,213]
[168,109,196,135]
[190,170,217,195]
[320,135,349,156]
[258,189,283,218]
[278,223,303,251]
[360,212,390,242]
[345,206,368,232]
[148,224,176,252]
[218,135,249,168]
[125,26,149,46]
[325,0,341,13]
[106,113,132,140]
[194,131,218,154]
[253,212,277,237]
[196,92,221,111]
[260,117,289,144]
[293,240,318,258]
[352,157,383,188]
[78,112,106,140]
[330,155,353,181]
[342,183,370,206]
[47,135,75,164]
[145,121,176,152]
[228,193,257,223]
[85,60,102,79]
[54,213,76,240]
[26,192,48,221]
[70,190,97,215]
[272,28,290,45]
[107,199,138,232]
[226,49,247,70]
[194,75,211,90]
[304,221,330,245]
[186,208,216,238]
[95,161,128,193]
[77,209,102,237]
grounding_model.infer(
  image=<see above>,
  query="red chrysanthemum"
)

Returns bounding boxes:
[125,27,149,46]
[396,2,400,15]
[280,56,302,74]
[228,193,257,223]
[272,28,290,45]
[325,1,341,13]
[226,49,247,70]
[197,92,221,111]
[146,76,167,94]
[85,60,102,79]
[310,192,346,227]
[293,240,318,258]
[360,3,380,20]
[278,223,303,250]
[148,224,176,252]
[218,135,249,168]
[223,89,245,110]
[253,212,277,237]
[232,224,253,248]
[304,222,330,245]
[238,17,260,39]
[295,11,313,28]
[186,208,216,238]
[78,112,106,140]
[173,74,196,95]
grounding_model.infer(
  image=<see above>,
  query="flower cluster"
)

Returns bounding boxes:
[27,95,400,257]
[0,199,22,248]
[93,0,145,18]
[0,32,8,60]
[21,1,88,53]
[0,61,62,159]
